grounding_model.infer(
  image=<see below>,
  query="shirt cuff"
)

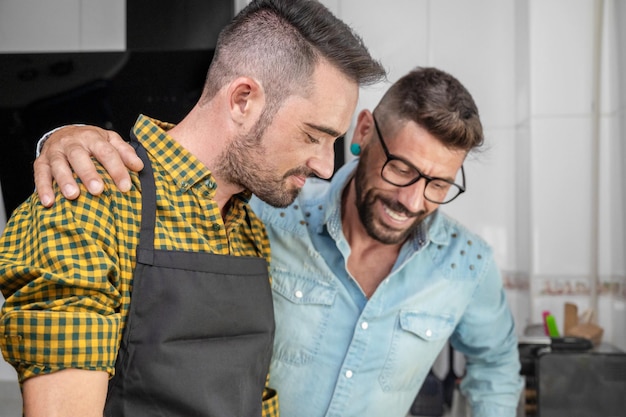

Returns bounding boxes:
[471,401,521,417]
[0,309,121,381]
[261,387,279,417]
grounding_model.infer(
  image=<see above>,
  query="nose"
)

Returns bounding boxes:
[396,178,428,213]
[307,142,335,179]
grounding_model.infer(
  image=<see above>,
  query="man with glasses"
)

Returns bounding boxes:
[29,67,523,417]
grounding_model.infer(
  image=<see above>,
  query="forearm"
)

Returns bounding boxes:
[23,368,108,417]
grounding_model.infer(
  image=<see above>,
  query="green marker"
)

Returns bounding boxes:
[545,314,560,338]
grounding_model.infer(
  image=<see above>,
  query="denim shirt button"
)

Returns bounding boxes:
[361,321,369,330]
[295,290,303,298]
[425,329,432,338]
[345,370,353,378]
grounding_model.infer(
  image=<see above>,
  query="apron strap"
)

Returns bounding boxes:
[130,132,157,264]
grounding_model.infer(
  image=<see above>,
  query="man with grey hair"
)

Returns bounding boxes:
[0,1,385,416]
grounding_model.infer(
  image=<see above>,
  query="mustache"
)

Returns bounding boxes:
[283,167,316,179]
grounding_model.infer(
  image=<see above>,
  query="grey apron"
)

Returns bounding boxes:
[104,136,275,417]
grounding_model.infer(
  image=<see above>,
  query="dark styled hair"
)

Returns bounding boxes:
[201,0,386,109]
[374,67,484,152]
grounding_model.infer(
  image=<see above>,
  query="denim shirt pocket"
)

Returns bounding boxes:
[379,310,455,392]
[271,270,337,366]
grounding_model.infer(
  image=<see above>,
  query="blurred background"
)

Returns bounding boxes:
[0,0,624,415]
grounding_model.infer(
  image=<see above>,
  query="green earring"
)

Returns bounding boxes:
[350,143,361,156]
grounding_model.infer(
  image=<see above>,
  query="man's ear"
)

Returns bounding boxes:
[227,76,265,126]
[352,109,375,150]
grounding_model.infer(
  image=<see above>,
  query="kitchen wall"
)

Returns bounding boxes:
[0,0,624,382]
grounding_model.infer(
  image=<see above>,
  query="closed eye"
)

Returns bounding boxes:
[306,134,321,144]
[430,180,449,190]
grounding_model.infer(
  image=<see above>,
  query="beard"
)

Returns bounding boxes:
[353,159,428,244]
[213,115,313,208]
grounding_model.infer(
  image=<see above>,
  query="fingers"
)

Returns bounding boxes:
[61,139,107,196]
[34,154,60,208]
[104,131,144,192]
[34,129,98,205]
[34,125,137,206]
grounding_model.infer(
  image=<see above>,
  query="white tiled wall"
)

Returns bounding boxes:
[529,116,595,275]
[525,0,624,349]
[529,0,596,117]
[340,0,430,83]
[337,0,431,152]
[0,0,125,52]
[430,0,517,129]
[81,0,126,51]
[598,115,625,277]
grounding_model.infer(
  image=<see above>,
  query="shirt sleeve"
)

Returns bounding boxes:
[0,183,128,382]
[262,385,279,417]
[451,251,524,417]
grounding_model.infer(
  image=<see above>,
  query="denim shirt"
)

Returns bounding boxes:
[250,159,523,417]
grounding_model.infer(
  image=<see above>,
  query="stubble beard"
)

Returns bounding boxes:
[353,160,427,245]
[213,118,311,208]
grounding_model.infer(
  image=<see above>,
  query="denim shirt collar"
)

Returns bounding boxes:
[321,159,452,252]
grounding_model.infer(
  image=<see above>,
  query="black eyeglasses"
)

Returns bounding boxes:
[373,116,466,204]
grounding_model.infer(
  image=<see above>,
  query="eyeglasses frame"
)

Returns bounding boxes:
[372,116,466,205]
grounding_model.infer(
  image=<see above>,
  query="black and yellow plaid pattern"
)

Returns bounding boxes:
[0,115,278,416]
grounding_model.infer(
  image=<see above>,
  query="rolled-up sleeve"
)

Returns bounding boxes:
[0,184,135,382]
[1,310,121,379]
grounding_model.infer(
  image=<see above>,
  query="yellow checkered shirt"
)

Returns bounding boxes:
[0,115,279,416]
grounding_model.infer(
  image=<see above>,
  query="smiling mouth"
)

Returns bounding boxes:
[382,203,411,223]
[291,175,307,188]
